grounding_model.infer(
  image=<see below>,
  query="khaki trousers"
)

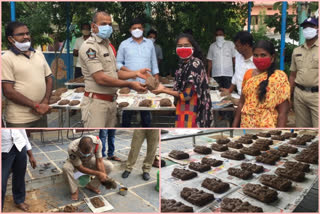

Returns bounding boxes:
[62,158,113,194]
[81,96,117,128]
[126,129,159,173]
[294,87,318,127]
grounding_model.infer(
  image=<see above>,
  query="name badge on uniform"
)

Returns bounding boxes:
[86,48,97,59]
[103,53,109,57]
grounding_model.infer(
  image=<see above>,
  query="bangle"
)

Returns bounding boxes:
[34,104,40,109]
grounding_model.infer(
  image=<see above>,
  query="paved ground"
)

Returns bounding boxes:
[160,129,318,213]
[3,129,159,212]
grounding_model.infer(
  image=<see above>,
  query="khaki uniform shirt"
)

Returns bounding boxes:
[79,34,119,94]
[67,135,103,167]
[290,39,318,87]
[1,47,52,123]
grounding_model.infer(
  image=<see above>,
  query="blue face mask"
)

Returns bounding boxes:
[79,150,92,157]
[95,24,113,39]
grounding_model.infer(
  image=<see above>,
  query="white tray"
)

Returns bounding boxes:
[84,195,114,213]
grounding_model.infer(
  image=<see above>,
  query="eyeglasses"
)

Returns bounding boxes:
[13,32,30,37]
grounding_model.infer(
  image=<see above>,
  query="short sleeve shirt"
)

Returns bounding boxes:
[207,40,236,77]
[79,34,119,94]
[2,48,52,123]
[290,39,318,87]
[67,135,103,167]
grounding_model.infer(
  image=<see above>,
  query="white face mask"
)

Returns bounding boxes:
[149,38,155,43]
[11,38,31,51]
[131,29,143,38]
[216,36,225,42]
[216,36,225,47]
[303,27,318,40]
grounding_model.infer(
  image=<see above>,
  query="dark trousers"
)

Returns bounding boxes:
[122,111,151,127]
[2,146,27,210]
[6,116,47,128]
[214,76,232,89]
[74,67,83,79]
[99,129,116,157]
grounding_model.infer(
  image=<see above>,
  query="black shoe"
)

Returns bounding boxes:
[142,172,150,181]
[122,170,131,178]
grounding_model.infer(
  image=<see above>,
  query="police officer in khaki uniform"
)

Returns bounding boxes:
[79,11,148,128]
[289,17,318,127]
[122,129,159,181]
[62,135,113,200]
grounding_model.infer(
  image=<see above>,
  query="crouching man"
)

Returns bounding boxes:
[62,135,113,200]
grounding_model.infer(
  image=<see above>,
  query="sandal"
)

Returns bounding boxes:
[107,156,121,161]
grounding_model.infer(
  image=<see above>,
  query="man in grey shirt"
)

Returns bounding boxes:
[147,29,163,66]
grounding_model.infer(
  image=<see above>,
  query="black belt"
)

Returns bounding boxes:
[296,83,318,93]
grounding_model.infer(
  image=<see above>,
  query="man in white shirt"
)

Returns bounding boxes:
[221,31,256,95]
[73,23,91,78]
[1,129,36,212]
[207,28,236,88]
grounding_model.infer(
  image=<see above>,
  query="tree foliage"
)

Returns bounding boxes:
[2,2,248,75]
[263,2,318,75]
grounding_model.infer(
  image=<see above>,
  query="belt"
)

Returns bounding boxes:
[84,91,117,102]
[296,83,318,93]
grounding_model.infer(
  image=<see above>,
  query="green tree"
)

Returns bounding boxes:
[264,2,318,75]
[2,2,249,77]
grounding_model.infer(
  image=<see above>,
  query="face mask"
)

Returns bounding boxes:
[82,29,90,36]
[253,57,272,70]
[303,27,318,40]
[11,38,31,51]
[149,38,155,43]
[79,150,92,158]
[216,36,225,48]
[95,24,113,39]
[216,36,224,43]
[131,29,143,38]
[176,47,193,59]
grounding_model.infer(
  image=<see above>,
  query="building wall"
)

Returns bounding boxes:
[245,1,296,33]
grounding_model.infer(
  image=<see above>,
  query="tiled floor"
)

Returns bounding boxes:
[3,129,159,212]
[160,129,319,213]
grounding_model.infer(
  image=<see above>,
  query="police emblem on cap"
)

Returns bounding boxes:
[70,154,76,160]
[308,18,312,21]
[86,48,97,59]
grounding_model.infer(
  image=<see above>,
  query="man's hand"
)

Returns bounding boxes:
[136,68,151,80]
[97,171,108,183]
[29,156,37,169]
[34,103,51,115]
[152,83,165,95]
[129,82,147,93]
[41,98,49,105]
[289,100,294,112]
